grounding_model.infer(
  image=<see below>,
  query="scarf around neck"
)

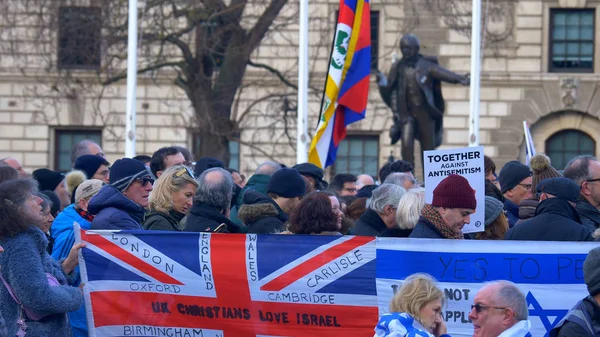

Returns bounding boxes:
[498,320,532,337]
[421,204,464,239]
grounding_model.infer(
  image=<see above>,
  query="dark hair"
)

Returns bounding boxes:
[0,179,38,237]
[564,155,597,186]
[475,213,509,240]
[0,166,18,183]
[41,190,61,217]
[173,146,194,166]
[302,176,316,194]
[329,174,357,192]
[133,155,152,164]
[345,197,367,221]
[288,192,339,234]
[379,160,414,182]
[484,156,496,176]
[485,179,504,202]
[150,147,181,177]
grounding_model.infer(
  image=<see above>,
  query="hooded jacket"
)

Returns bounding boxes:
[504,198,593,241]
[230,174,271,226]
[575,197,600,233]
[143,210,185,231]
[88,185,145,230]
[238,190,288,234]
[50,204,91,337]
[185,202,240,233]
[0,228,82,337]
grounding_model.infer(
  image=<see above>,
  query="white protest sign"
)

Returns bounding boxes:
[376,238,591,337]
[423,146,485,233]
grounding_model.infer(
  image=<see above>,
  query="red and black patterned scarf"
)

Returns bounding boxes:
[421,204,464,240]
[77,208,94,222]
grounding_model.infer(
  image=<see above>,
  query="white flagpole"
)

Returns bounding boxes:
[125,0,138,158]
[468,0,482,147]
[296,0,309,164]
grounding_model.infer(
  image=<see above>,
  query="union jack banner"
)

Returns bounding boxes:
[78,230,378,337]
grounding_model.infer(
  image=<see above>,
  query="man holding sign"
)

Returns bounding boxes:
[409,174,476,239]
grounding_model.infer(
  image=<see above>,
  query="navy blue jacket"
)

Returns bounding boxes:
[504,198,593,242]
[504,199,520,228]
[88,185,145,230]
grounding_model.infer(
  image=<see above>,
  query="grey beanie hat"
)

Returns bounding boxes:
[584,246,600,296]
[484,196,504,226]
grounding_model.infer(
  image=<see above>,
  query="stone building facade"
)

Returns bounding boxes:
[0,0,598,178]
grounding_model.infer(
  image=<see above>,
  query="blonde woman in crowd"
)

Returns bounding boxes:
[375,273,451,337]
[143,165,199,231]
[379,188,425,238]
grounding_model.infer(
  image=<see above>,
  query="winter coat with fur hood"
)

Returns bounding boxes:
[238,190,288,234]
[0,227,82,337]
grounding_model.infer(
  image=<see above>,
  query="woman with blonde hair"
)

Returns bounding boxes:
[375,273,450,337]
[380,188,425,237]
[143,165,199,231]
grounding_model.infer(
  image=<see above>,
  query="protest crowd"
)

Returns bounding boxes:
[1,140,600,337]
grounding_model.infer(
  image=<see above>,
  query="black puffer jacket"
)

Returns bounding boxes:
[504,198,593,242]
[184,202,240,233]
[238,190,288,234]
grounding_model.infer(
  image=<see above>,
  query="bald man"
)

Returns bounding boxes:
[0,157,28,177]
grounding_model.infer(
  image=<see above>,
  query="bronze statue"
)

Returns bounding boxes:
[377,34,470,167]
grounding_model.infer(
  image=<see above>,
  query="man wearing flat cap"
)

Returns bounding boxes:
[504,177,593,241]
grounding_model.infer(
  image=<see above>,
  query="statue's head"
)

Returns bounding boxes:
[399,34,420,59]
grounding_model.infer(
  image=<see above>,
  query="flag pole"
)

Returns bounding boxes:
[296,0,309,164]
[468,0,482,147]
[125,0,138,158]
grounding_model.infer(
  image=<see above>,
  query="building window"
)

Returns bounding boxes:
[370,11,380,70]
[334,10,379,70]
[546,129,595,169]
[58,6,102,70]
[333,136,379,177]
[192,133,240,170]
[549,9,595,73]
[55,129,102,172]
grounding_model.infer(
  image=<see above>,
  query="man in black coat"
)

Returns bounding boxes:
[185,167,240,233]
[350,184,405,236]
[504,177,593,241]
[564,155,600,234]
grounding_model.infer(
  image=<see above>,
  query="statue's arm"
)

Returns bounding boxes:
[377,62,399,107]
[429,65,470,85]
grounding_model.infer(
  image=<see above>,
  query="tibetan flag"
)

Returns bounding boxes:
[523,121,536,165]
[308,0,370,168]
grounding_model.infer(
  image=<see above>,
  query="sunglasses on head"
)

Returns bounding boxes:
[135,176,155,187]
[173,167,195,179]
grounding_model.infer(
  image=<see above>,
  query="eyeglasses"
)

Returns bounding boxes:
[585,178,600,183]
[173,167,194,179]
[470,304,507,314]
[135,176,155,187]
[517,183,532,191]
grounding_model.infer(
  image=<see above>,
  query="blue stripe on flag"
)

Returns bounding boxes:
[338,47,371,98]
[376,250,586,284]
[342,0,358,15]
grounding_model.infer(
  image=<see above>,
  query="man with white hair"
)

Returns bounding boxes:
[349,183,406,236]
[384,172,418,190]
[469,281,531,337]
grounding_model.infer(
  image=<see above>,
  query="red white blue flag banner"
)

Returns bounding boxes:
[78,231,591,337]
